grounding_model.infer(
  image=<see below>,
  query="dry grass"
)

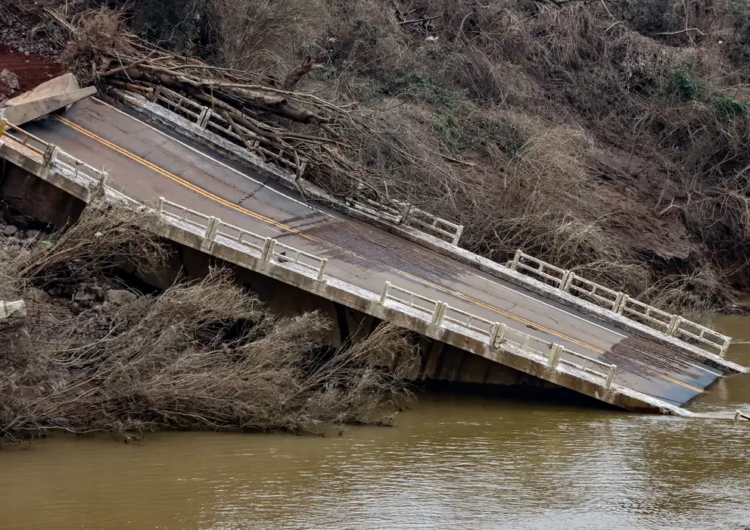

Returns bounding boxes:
[0,205,417,443]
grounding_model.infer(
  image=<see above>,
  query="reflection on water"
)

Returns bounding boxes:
[0,317,748,530]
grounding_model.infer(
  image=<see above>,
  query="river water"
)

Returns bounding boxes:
[1,317,748,530]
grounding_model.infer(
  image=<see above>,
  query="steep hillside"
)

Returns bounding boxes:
[4,0,750,320]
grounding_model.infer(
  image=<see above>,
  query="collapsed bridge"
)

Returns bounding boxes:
[0,84,745,415]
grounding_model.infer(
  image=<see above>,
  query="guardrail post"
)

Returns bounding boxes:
[547,343,563,368]
[509,250,522,271]
[379,282,391,305]
[42,144,58,167]
[489,323,507,349]
[197,107,212,129]
[452,225,464,246]
[430,302,445,325]
[614,294,629,315]
[559,271,571,291]
[613,293,624,313]
[261,238,277,265]
[434,303,448,327]
[317,259,328,282]
[720,339,731,358]
[0,118,7,138]
[667,315,683,336]
[156,197,165,216]
[605,365,617,389]
[201,217,220,250]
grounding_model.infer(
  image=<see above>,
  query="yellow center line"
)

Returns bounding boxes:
[54,115,705,395]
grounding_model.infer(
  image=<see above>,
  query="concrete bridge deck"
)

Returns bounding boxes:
[1,97,744,412]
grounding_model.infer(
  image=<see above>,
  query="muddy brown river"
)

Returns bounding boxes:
[1,317,748,529]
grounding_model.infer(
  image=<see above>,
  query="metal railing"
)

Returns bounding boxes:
[0,118,49,155]
[380,281,440,316]
[2,119,624,394]
[509,250,732,357]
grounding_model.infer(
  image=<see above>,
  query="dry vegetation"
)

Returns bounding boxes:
[8,0,750,319]
[0,204,417,443]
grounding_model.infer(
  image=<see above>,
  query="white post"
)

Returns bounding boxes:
[559,271,571,291]
[548,343,563,369]
[431,302,445,325]
[380,282,391,305]
[435,303,448,327]
[510,250,522,271]
[261,238,277,264]
[605,365,617,389]
[203,217,218,241]
[720,338,731,359]
[197,107,212,129]
[43,144,58,167]
[615,294,629,315]
[490,323,507,349]
[317,259,328,282]
[452,225,464,246]
[667,315,683,336]
[157,197,165,216]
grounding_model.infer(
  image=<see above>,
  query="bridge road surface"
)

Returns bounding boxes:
[18,97,725,408]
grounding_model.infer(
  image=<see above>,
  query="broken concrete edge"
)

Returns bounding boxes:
[110,89,744,374]
[0,139,688,415]
[2,73,96,126]
[5,73,80,106]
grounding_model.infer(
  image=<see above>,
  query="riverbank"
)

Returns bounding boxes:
[0,202,416,443]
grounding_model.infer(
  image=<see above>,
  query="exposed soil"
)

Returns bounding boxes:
[0,44,63,101]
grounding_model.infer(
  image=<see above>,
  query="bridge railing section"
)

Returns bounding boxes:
[131,89,465,245]
[378,282,618,389]
[1,118,109,186]
[508,250,731,357]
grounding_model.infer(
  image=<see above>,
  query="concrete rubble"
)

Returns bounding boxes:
[0,73,96,125]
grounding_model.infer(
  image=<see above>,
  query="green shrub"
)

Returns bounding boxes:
[712,94,749,121]
[662,69,705,102]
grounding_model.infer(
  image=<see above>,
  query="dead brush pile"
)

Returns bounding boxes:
[14,0,750,316]
[0,204,417,443]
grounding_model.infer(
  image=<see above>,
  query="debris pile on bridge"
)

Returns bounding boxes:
[45,6,413,208]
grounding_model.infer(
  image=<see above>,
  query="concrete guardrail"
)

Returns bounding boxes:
[508,250,732,358]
